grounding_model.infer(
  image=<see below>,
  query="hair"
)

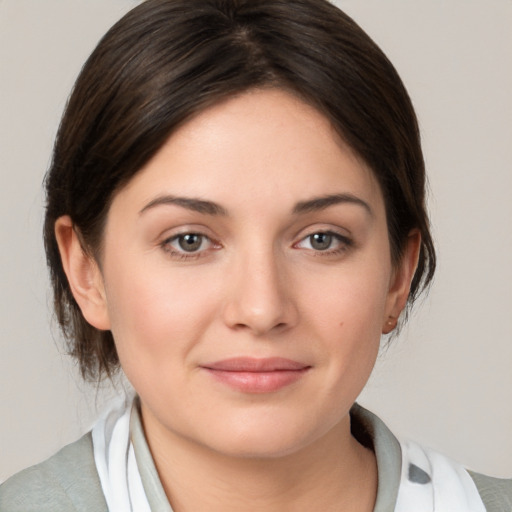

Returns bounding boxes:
[44,0,436,381]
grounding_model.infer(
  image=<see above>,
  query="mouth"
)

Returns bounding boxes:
[200,357,311,393]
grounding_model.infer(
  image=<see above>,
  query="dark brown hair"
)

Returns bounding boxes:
[44,0,436,381]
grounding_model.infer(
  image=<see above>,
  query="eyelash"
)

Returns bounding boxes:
[160,230,353,261]
[293,230,353,256]
[161,233,219,261]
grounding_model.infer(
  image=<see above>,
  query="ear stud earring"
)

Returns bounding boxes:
[383,315,398,334]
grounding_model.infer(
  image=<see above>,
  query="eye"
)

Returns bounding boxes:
[308,232,334,251]
[163,232,216,257]
[295,231,352,253]
[175,233,206,252]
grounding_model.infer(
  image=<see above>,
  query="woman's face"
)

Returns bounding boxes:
[89,89,413,458]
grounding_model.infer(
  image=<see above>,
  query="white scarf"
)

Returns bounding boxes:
[92,398,486,512]
[92,396,151,512]
[395,440,486,512]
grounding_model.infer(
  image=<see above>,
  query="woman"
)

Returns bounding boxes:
[1,0,510,510]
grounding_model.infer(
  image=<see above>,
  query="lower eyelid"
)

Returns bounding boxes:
[161,233,223,260]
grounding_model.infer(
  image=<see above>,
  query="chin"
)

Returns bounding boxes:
[204,433,313,460]
[191,409,344,460]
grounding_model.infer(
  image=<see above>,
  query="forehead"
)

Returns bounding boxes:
[112,88,384,218]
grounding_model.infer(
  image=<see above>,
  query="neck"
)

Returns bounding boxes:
[140,404,377,512]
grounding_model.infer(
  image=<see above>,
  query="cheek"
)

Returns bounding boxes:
[102,261,221,370]
[302,262,390,336]
[299,260,390,384]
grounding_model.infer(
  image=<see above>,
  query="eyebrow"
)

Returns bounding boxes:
[139,192,372,217]
[293,193,373,216]
[139,195,228,216]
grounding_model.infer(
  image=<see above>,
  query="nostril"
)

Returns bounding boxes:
[230,320,289,334]
[221,280,299,334]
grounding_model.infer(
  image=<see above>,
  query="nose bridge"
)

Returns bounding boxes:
[223,241,296,334]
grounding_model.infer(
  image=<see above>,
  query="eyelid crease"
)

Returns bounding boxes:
[292,221,353,241]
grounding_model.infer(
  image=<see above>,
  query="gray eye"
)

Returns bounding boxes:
[309,233,332,250]
[178,234,203,252]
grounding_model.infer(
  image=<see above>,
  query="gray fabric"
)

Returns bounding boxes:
[1,403,510,511]
[350,404,403,512]
[0,432,107,512]
[130,399,174,511]
[469,471,512,512]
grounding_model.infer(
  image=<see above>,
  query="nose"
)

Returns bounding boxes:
[222,248,299,336]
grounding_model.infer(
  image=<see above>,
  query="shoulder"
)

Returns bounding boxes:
[0,432,107,512]
[469,471,512,512]
[352,405,512,511]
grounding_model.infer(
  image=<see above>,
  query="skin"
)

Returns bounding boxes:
[56,89,420,511]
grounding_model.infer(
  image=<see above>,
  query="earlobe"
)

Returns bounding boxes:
[382,230,421,334]
[54,216,111,331]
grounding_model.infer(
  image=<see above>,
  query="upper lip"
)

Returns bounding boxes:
[201,357,310,372]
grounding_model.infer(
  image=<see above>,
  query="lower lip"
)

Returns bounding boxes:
[203,368,309,393]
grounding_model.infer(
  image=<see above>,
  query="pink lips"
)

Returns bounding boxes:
[201,357,310,393]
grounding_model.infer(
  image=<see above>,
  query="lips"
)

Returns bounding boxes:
[200,357,311,393]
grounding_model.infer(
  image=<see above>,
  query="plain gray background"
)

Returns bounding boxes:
[1,0,511,481]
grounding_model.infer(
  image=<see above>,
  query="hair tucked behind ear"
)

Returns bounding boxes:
[44,0,435,381]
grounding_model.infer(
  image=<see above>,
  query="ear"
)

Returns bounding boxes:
[382,229,421,334]
[54,216,111,331]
